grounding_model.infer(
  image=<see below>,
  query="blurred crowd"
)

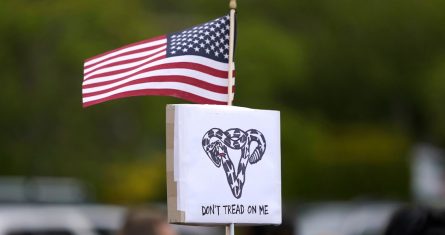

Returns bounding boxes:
[116,205,445,235]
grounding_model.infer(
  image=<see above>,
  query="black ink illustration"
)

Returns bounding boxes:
[202,128,266,199]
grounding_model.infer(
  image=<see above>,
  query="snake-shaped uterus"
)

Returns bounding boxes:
[202,128,266,199]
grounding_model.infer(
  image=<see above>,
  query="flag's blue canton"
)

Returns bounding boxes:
[167,15,231,63]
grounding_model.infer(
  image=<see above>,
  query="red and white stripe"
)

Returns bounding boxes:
[82,36,234,107]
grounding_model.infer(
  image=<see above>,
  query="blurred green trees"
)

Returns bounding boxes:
[0,0,444,204]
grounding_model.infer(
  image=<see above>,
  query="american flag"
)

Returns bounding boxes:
[82,15,235,107]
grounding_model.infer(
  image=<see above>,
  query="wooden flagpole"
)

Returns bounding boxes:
[227,0,236,106]
[226,222,235,235]
[226,1,237,233]
[227,1,236,234]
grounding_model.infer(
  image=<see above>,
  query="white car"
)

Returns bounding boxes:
[295,201,400,235]
[0,206,95,235]
[0,204,222,235]
[0,177,222,235]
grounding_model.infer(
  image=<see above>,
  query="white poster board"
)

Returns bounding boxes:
[166,104,281,225]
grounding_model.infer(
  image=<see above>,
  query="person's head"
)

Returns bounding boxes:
[120,208,177,235]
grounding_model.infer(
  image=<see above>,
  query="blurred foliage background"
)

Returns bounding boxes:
[0,0,444,204]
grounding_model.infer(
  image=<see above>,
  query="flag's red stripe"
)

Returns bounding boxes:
[83,89,226,108]
[84,35,166,64]
[84,53,166,82]
[83,75,230,98]
[83,61,229,87]
[84,43,167,73]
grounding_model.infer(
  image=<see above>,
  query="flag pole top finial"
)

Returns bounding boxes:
[229,0,237,10]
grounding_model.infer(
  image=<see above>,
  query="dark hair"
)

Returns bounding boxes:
[120,209,166,235]
[384,206,445,235]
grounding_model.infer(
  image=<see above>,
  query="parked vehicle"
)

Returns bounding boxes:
[0,205,103,235]
[0,177,222,235]
[294,201,400,235]
[0,204,223,235]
